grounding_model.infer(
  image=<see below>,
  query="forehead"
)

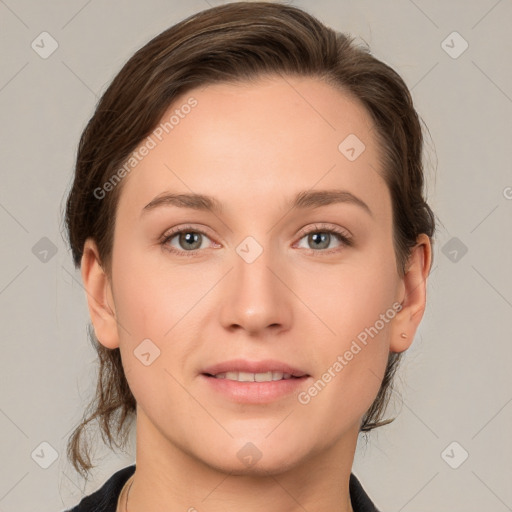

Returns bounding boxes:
[116,75,389,222]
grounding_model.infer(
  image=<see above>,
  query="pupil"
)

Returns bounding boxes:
[181,232,201,249]
[310,232,329,249]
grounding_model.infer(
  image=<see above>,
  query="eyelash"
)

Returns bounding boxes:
[160,223,353,258]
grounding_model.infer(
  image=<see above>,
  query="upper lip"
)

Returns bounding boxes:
[202,359,309,377]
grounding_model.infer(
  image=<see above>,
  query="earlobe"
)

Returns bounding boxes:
[390,233,432,353]
[80,238,120,349]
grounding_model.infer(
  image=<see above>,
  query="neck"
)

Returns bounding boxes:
[125,411,357,512]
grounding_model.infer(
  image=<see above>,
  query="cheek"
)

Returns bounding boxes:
[297,285,393,426]
[111,246,217,408]
[112,263,157,339]
[111,250,197,415]
[294,245,398,409]
[300,249,398,347]
[112,242,209,340]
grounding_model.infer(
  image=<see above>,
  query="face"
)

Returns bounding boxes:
[92,75,413,475]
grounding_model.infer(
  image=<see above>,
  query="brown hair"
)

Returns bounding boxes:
[63,1,436,479]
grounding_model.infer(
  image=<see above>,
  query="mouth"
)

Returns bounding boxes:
[204,371,302,382]
[200,359,310,403]
[201,359,309,380]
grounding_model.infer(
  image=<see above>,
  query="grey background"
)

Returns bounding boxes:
[1,0,511,511]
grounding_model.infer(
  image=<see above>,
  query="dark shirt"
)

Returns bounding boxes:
[64,464,381,511]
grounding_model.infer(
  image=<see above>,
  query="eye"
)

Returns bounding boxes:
[160,223,352,258]
[161,225,215,257]
[295,223,352,254]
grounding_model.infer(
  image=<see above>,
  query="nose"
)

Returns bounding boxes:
[219,239,293,337]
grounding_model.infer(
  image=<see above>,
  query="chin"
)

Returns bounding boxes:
[192,437,313,477]
[205,452,304,477]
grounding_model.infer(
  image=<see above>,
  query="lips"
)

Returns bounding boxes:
[201,359,310,404]
[213,371,295,382]
[201,359,309,379]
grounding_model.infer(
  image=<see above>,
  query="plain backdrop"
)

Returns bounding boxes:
[0,1,511,511]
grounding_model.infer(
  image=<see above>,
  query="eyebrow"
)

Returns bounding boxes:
[141,189,373,218]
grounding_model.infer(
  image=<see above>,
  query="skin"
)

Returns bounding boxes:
[81,75,431,512]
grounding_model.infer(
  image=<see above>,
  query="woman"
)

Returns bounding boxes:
[63,2,435,511]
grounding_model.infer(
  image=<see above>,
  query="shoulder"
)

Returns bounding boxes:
[349,473,382,512]
[62,464,136,512]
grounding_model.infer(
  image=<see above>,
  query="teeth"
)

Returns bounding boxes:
[213,371,294,382]
[255,371,273,382]
[238,371,255,382]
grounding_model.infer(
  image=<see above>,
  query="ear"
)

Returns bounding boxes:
[80,238,120,349]
[390,233,432,353]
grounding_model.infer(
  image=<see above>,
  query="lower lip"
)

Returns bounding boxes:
[201,374,310,404]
